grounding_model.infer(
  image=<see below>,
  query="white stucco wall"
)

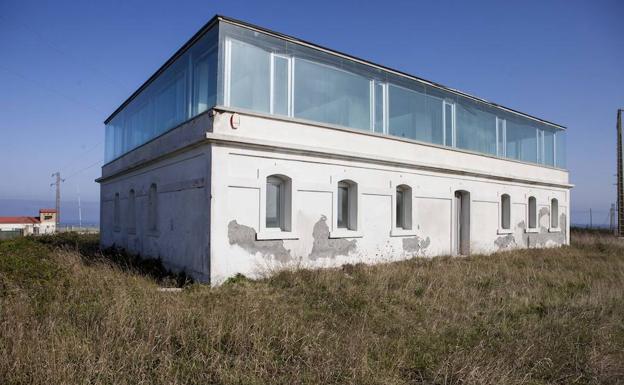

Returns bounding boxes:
[209,143,569,284]
[98,108,570,285]
[0,223,35,235]
[207,110,570,284]
[99,146,212,281]
[0,222,56,235]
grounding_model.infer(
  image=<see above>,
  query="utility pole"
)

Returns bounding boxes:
[610,203,616,234]
[618,109,624,236]
[589,208,593,229]
[50,172,64,227]
[617,108,624,237]
[77,184,82,230]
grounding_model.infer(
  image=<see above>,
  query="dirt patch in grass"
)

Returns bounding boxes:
[1,231,623,384]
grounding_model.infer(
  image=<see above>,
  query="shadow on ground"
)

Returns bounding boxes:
[35,233,192,287]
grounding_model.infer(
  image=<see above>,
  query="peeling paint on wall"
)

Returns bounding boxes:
[227,220,291,262]
[494,234,517,249]
[494,213,568,251]
[525,213,567,247]
[309,215,357,260]
[402,235,431,254]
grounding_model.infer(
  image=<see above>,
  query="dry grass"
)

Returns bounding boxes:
[1,230,623,384]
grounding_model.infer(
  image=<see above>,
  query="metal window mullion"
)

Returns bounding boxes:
[496,117,500,156]
[369,80,374,132]
[384,84,389,135]
[553,131,557,168]
[224,39,232,107]
[288,57,295,117]
[291,58,296,118]
[452,103,457,148]
[503,120,507,156]
[187,53,193,119]
[270,53,275,115]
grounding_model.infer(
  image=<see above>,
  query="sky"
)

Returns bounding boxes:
[0,0,622,225]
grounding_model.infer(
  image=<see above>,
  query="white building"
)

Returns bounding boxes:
[98,16,570,285]
[0,209,57,236]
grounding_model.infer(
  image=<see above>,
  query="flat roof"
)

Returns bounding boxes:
[104,15,566,130]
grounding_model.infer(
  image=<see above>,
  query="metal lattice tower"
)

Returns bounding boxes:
[618,110,623,237]
[50,172,64,227]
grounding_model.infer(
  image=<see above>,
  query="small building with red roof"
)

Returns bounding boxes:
[0,208,57,236]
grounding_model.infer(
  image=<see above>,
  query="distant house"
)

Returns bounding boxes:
[98,15,570,284]
[0,209,57,236]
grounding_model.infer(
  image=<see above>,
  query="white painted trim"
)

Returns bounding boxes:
[258,165,299,235]
[211,107,570,174]
[390,228,418,237]
[331,172,361,233]
[329,229,363,239]
[207,130,573,189]
[497,192,512,233]
[256,230,299,240]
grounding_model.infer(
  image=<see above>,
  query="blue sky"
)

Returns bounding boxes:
[0,0,622,225]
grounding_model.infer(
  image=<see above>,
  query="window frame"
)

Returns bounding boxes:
[443,100,456,148]
[526,196,538,233]
[391,183,417,237]
[127,189,136,234]
[373,81,389,134]
[113,192,121,232]
[292,57,372,131]
[147,183,159,236]
[330,178,362,238]
[269,53,293,117]
[257,171,298,240]
[496,117,506,157]
[549,198,561,232]
[497,193,513,234]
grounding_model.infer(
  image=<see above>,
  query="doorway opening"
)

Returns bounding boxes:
[454,190,470,255]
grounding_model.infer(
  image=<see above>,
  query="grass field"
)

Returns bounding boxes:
[1,231,623,384]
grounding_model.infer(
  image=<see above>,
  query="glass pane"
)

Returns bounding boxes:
[425,95,444,145]
[396,189,404,228]
[294,59,371,130]
[544,129,555,166]
[272,56,290,116]
[551,200,559,227]
[374,83,384,133]
[337,185,349,228]
[555,131,567,168]
[229,39,270,113]
[153,72,187,136]
[528,197,536,228]
[266,180,281,228]
[193,50,218,116]
[103,26,218,163]
[444,103,453,147]
[388,85,424,141]
[506,118,537,163]
[455,98,497,155]
[497,118,505,157]
[501,195,510,229]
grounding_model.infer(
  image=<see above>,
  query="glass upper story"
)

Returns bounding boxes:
[104,16,567,169]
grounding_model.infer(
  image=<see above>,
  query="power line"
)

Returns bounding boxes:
[57,139,104,173]
[63,159,103,181]
[0,65,107,115]
[0,14,132,91]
